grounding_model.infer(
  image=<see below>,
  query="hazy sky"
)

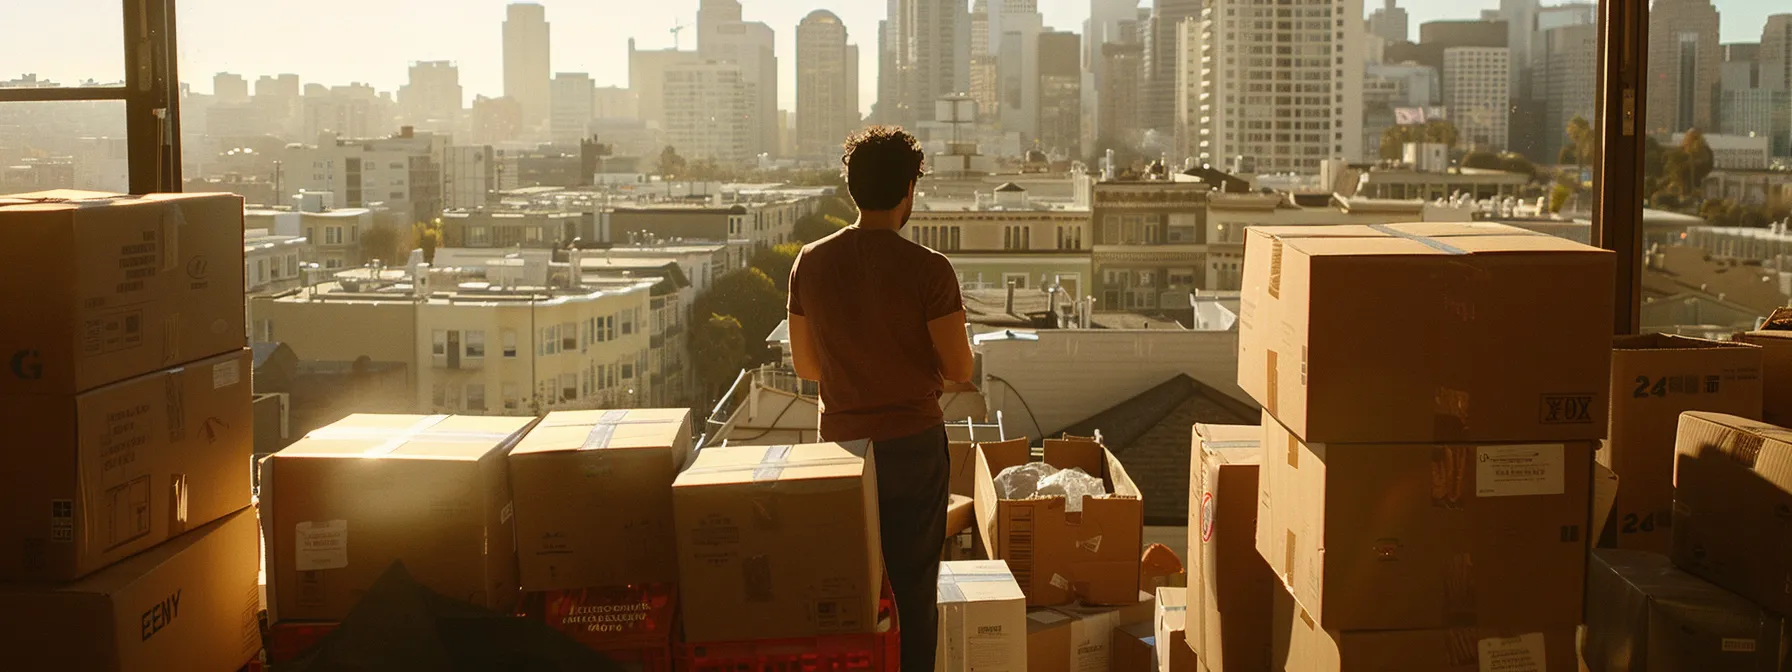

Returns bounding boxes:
[2,0,1784,117]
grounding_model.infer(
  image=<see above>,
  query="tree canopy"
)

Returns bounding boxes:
[691,267,785,365]
[750,243,804,291]
[692,314,750,400]
[1379,120,1461,161]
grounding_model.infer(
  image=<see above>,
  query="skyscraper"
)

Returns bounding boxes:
[399,61,464,131]
[1539,24,1598,161]
[996,4,1045,139]
[214,73,248,103]
[549,73,595,146]
[901,0,972,124]
[797,10,860,158]
[1185,0,1364,173]
[1647,0,1721,136]
[1368,0,1410,44]
[1039,31,1082,157]
[702,21,779,158]
[1763,15,1792,93]
[1443,47,1512,151]
[969,0,999,120]
[503,3,551,130]
[663,61,753,163]
[629,40,701,132]
[697,0,743,53]
[1146,0,1200,133]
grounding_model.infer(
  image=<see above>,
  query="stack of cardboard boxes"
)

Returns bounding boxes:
[0,191,259,671]
[1237,223,1616,671]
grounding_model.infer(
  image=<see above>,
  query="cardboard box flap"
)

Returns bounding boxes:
[1614,333,1762,352]
[279,414,533,460]
[1044,437,1107,478]
[512,408,692,456]
[1256,222,1603,258]
[938,560,1025,604]
[979,438,1033,475]
[1678,412,1792,489]
[674,441,869,487]
[1762,307,1792,330]
[1197,424,1262,466]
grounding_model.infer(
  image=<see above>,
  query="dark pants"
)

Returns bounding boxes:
[872,424,949,672]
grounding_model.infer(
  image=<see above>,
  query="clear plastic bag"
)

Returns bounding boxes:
[994,463,1109,512]
[1037,467,1108,512]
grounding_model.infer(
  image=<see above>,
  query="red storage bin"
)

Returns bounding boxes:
[518,583,678,672]
[673,578,899,672]
[265,620,340,666]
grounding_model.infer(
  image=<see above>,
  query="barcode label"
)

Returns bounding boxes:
[1007,507,1034,591]
[50,499,74,543]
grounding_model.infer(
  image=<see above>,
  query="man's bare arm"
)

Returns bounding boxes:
[928,310,975,383]
[789,313,823,381]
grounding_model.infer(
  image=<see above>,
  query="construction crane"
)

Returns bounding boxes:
[670,22,687,50]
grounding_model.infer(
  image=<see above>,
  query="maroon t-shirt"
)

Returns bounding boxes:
[787,226,964,443]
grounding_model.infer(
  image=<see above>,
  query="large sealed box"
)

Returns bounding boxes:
[1601,334,1761,553]
[1672,412,1792,616]
[0,349,253,581]
[259,414,535,622]
[974,436,1144,607]
[1238,222,1613,444]
[1189,423,1275,672]
[508,408,693,592]
[1024,592,1155,672]
[0,190,246,396]
[1259,412,1592,631]
[1584,548,1784,672]
[673,441,884,643]
[937,560,1028,671]
[1732,310,1792,426]
[1274,588,1579,672]
[0,508,261,672]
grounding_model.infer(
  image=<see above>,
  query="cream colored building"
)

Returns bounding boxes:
[252,266,656,416]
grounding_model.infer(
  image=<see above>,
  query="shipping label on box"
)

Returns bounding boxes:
[1672,412,1792,616]
[509,408,693,591]
[1584,549,1785,672]
[1238,223,1613,443]
[0,191,247,395]
[0,509,262,672]
[973,437,1144,607]
[1258,411,1592,632]
[1188,424,1275,672]
[260,414,535,622]
[937,560,1028,672]
[0,349,253,581]
[672,441,883,643]
[1602,335,1762,554]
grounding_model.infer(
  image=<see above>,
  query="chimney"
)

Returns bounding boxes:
[412,262,431,298]
[1005,281,1016,315]
[569,248,584,288]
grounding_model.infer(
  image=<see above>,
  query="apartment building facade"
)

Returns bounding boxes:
[1089,180,1212,310]
[906,201,1094,297]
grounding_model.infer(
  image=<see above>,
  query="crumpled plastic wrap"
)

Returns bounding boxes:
[994,463,1109,512]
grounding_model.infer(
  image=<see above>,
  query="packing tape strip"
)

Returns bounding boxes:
[681,441,871,481]
[1203,440,1259,449]
[301,415,519,455]
[161,200,185,272]
[1367,223,1470,255]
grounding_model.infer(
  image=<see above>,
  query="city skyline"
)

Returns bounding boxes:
[8,0,1783,118]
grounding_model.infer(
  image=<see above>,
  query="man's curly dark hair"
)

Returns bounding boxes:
[841,126,927,211]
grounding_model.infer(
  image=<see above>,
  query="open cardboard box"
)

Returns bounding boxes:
[974,436,1144,607]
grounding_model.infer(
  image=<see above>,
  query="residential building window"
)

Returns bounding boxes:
[432,329,447,356]
[432,383,446,407]
[1169,270,1198,286]
[542,325,559,355]
[561,322,577,351]
[1003,273,1028,289]
[502,383,520,411]
[286,255,298,277]
[325,227,343,244]
[501,330,517,357]
[464,330,485,358]
[561,373,577,401]
[1102,215,1120,243]
[950,227,961,251]
[622,311,634,335]
[466,384,487,411]
[622,363,634,379]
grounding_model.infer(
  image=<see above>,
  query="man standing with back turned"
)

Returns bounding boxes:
[786,126,974,672]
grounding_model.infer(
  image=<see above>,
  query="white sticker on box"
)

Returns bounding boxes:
[1475,445,1564,498]
[1722,638,1757,652]
[1050,574,1071,591]
[1477,632,1546,672]
[295,520,349,571]
[212,359,240,389]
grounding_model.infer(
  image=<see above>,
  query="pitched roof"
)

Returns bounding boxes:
[1059,373,1259,524]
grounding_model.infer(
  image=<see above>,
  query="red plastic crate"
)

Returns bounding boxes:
[518,583,678,672]
[266,620,340,666]
[672,579,900,672]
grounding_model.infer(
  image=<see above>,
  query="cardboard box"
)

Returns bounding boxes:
[937,560,1028,672]
[974,436,1144,606]
[1671,412,1792,615]
[1237,222,1613,444]
[1732,312,1792,427]
[1591,462,1619,547]
[1600,334,1761,553]
[1583,549,1784,672]
[1155,587,1195,672]
[0,349,253,581]
[508,408,693,592]
[1275,588,1579,671]
[259,414,535,622]
[0,508,262,672]
[1258,412,1592,631]
[1188,423,1275,672]
[1111,621,1156,672]
[672,441,884,643]
[0,190,246,396]
[1024,592,1156,672]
